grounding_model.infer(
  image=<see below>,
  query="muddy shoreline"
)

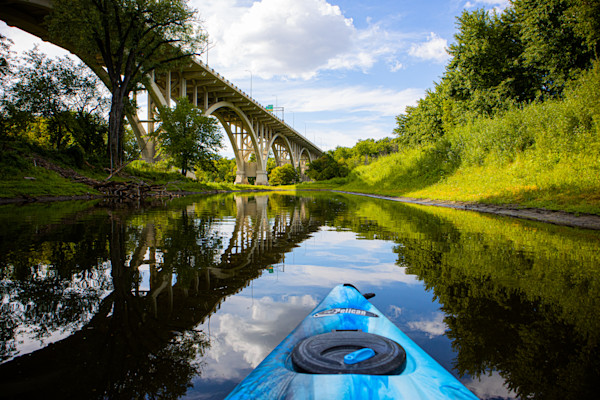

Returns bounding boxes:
[332,191,600,231]
[0,189,263,205]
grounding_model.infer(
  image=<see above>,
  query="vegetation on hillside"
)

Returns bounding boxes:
[303,0,600,215]
[269,164,300,186]
[2,0,599,208]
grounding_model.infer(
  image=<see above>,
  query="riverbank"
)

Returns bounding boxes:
[2,153,599,230]
[299,66,600,222]
[328,190,600,231]
[0,151,267,204]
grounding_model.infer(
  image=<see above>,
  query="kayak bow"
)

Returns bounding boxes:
[225,284,478,399]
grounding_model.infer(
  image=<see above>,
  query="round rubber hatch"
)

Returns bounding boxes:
[291,331,406,375]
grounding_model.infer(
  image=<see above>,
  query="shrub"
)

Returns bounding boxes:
[269,164,299,186]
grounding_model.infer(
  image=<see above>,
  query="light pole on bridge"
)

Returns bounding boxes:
[245,69,252,98]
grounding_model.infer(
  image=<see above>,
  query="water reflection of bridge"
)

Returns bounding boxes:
[0,194,323,399]
[143,195,320,319]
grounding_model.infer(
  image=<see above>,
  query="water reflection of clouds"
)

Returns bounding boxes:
[189,213,518,399]
[195,293,318,381]
[275,263,420,288]
[407,312,447,338]
[387,305,404,319]
[283,228,420,287]
[465,370,517,400]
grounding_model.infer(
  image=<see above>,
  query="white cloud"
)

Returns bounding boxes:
[407,312,447,338]
[388,305,404,319]
[390,60,404,72]
[283,85,422,116]
[409,32,449,63]
[192,0,410,80]
[280,263,420,288]
[464,0,511,12]
[193,0,353,79]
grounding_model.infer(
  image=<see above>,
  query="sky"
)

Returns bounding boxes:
[0,0,510,156]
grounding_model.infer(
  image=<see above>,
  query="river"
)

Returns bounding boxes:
[0,192,599,399]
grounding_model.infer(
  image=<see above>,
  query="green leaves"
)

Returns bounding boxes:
[269,164,299,186]
[156,97,222,176]
[0,34,13,84]
[47,0,206,170]
[395,1,600,150]
[514,0,595,95]
[1,48,109,155]
[306,153,348,181]
[48,0,202,88]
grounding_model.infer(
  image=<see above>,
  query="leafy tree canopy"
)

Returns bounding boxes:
[156,97,222,176]
[306,153,348,181]
[394,0,600,147]
[0,34,13,84]
[195,157,237,183]
[1,48,109,156]
[48,0,205,171]
[269,164,299,186]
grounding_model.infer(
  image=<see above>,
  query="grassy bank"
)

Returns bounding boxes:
[0,144,263,200]
[298,67,600,215]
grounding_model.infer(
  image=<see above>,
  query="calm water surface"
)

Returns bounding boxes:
[0,192,599,399]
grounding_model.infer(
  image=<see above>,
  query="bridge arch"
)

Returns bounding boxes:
[212,114,241,165]
[266,133,296,169]
[204,101,266,184]
[298,147,313,177]
[204,101,263,171]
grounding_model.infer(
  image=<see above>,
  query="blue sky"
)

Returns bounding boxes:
[0,0,509,156]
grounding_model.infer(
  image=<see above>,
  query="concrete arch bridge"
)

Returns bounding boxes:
[0,0,323,184]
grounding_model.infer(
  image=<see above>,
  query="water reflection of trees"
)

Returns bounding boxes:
[400,230,600,400]
[4,193,598,399]
[317,193,600,400]
[0,194,323,398]
[0,208,210,398]
[0,207,113,363]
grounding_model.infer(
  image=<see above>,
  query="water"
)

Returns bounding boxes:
[0,192,599,399]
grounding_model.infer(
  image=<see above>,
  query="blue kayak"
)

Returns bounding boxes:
[225,284,478,399]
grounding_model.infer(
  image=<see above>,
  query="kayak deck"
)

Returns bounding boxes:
[225,284,478,399]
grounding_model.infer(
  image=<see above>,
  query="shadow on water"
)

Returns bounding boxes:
[0,192,599,399]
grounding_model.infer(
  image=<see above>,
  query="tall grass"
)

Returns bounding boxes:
[328,65,600,214]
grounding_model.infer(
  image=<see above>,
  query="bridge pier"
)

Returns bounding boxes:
[255,170,268,186]
[234,170,247,184]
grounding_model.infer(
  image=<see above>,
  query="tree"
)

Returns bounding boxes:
[354,139,379,165]
[306,153,348,181]
[157,97,222,176]
[0,34,13,85]
[4,48,109,151]
[266,157,277,176]
[567,0,600,60]
[48,0,205,172]
[195,157,237,183]
[445,8,536,113]
[269,164,299,186]
[513,0,596,96]
[375,137,397,157]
